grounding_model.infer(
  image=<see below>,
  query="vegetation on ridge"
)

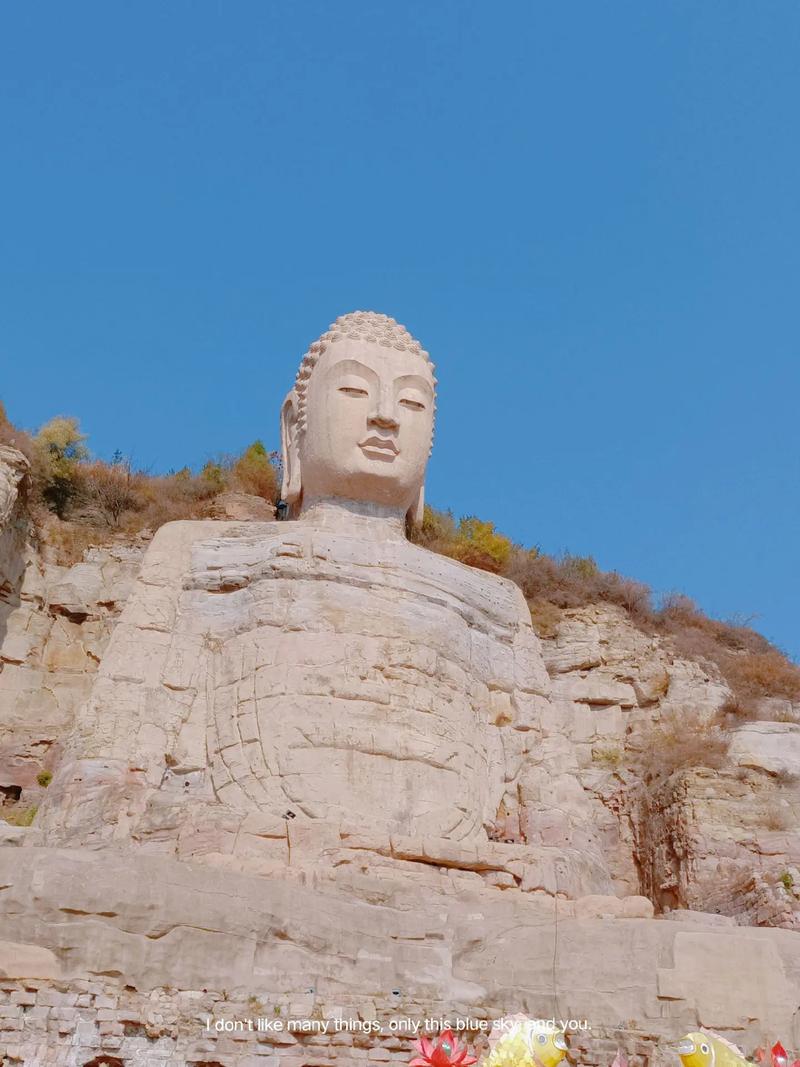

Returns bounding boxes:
[0,404,279,549]
[413,503,800,721]
[2,401,799,719]
[411,504,800,719]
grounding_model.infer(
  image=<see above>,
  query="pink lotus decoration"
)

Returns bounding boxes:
[754,1043,798,1067]
[772,1044,789,1067]
[410,1028,478,1066]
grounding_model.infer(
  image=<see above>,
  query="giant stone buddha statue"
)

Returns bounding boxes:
[42,312,550,855]
[20,315,800,1055]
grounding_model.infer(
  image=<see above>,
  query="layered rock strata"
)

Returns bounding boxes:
[1,312,799,1066]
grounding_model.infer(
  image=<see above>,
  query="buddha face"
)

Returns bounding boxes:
[283,336,435,516]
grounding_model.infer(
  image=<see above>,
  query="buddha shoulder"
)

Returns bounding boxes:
[155,518,529,632]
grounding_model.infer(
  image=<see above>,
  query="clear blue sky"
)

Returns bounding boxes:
[2,2,798,659]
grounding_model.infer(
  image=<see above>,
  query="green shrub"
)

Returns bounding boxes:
[34,416,88,518]
[450,517,514,573]
[408,504,456,550]
[1,805,38,827]
[200,460,227,492]
[231,440,279,502]
[37,770,52,788]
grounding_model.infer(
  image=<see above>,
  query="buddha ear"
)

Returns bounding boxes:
[407,482,425,527]
[280,392,302,513]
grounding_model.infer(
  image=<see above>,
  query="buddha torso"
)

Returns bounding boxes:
[188,509,546,840]
[42,509,550,849]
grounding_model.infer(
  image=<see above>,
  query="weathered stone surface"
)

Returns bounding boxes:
[729,721,800,777]
[211,490,276,521]
[0,847,798,1054]
[40,512,554,852]
[0,538,144,804]
[0,938,61,980]
[1,314,799,1063]
[573,893,654,919]
[0,446,28,529]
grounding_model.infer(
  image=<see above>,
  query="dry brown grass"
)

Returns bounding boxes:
[411,506,800,719]
[762,800,794,832]
[629,707,730,783]
[528,599,563,638]
[505,548,653,623]
[658,593,772,655]
[413,508,653,621]
[115,470,220,533]
[34,469,225,563]
[721,650,800,709]
[657,595,800,719]
[1,407,281,564]
[0,401,34,458]
[38,519,107,566]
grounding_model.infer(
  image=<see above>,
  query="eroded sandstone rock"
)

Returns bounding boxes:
[0,446,28,529]
[0,313,798,1064]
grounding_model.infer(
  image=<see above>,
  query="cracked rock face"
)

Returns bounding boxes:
[1,320,799,1063]
[2,525,800,1063]
[0,446,28,529]
[0,535,145,798]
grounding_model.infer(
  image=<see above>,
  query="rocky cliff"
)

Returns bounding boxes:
[0,444,798,1067]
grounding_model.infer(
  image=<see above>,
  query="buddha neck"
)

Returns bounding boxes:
[298,496,408,541]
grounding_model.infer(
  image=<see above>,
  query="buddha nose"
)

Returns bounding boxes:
[369,387,399,430]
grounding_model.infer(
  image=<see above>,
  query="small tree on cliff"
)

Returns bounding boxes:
[451,516,514,573]
[80,457,142,527]
[231,440,279,502]
[34,416,88,518]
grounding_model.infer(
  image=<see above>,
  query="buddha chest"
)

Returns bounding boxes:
[178,524,540,840]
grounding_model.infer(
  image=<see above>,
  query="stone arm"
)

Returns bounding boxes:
[37,520,251,845]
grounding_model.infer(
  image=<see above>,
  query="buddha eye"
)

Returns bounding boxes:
[700,1045,709,1055]
[538,1034,548,1044]
[338,386,369,398]
[399,397,425,411]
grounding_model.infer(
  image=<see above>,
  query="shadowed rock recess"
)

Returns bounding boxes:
[0,314,798,1066]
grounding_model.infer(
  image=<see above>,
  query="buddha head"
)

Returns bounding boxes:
[280,312,436,523]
